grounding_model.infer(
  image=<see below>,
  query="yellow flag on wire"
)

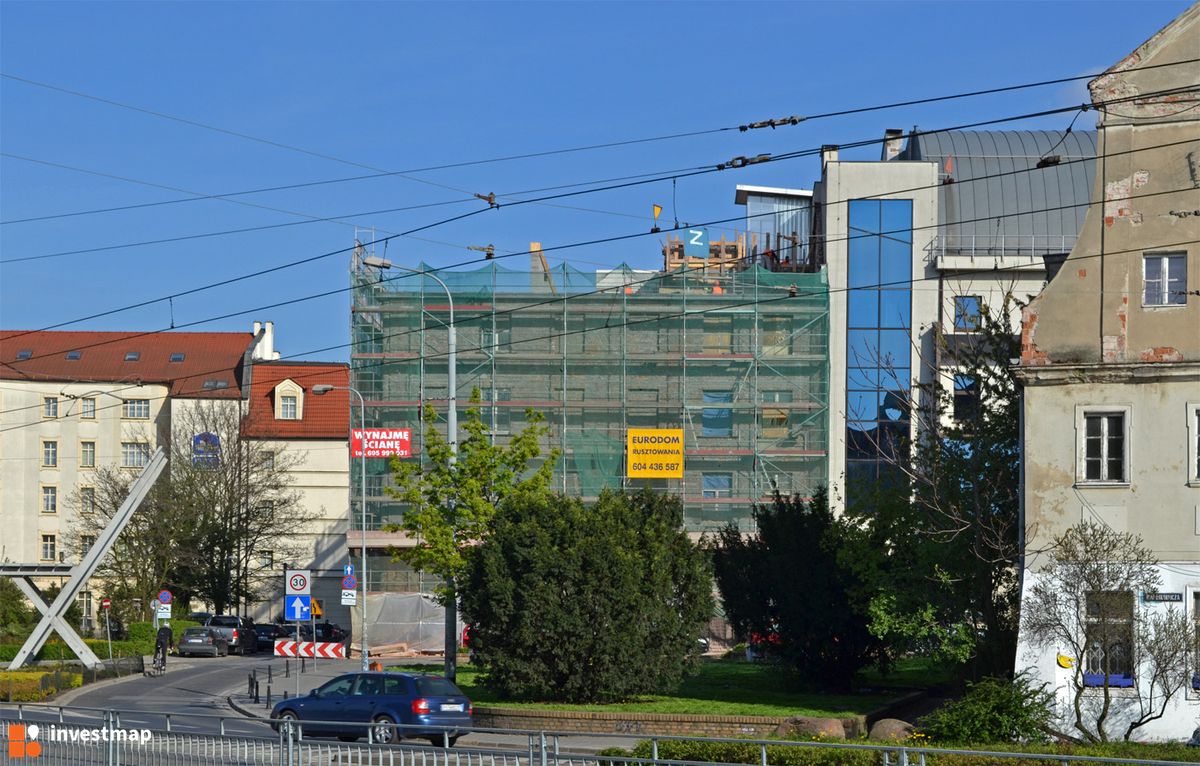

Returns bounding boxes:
[652,204,663,220]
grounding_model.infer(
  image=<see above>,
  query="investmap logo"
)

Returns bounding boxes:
[7,724,41,759]
[5,722,153,757]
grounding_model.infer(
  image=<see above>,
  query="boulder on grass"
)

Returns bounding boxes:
[868,718,913,741]
[775,716,846,739]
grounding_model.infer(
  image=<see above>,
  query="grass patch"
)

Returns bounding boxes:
[856,657,956,690]
[390,660,895,718]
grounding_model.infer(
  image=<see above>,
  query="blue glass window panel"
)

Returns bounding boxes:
[702,473,732,491]
[848,237,879,288]
[847,329,880,367]
[879,291,910,329]
[849,200,881,234]
[954,296,982,330]
[701,390,733,436]
[878,330,912,369]
[880,235,911,286]
[848,366,879,389]
[847,390,884,421]
[848,290,879,329]
[880,200,913,243]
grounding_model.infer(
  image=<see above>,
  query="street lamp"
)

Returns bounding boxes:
[313,383,370,670]
[341,255,460,679]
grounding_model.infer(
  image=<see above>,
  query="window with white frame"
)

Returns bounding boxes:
[43,396,58,418]
[953,295,983,331]
[1080,410,1128,483]
[121,441,150,468]
[41,486,57,513]
[80,535,96,555]
[80,441,96,468]
[1084,590,1134,686]
[80,487,96,514]
[41,535,56,561]
[280,395,298,420]
[42,440,58,467]
[80,397,96,419]
[1189,403,1200,485]
[702,473,733,499]
[1143,252,1187,306]
[1192,592,1200,692]
[121,398,150,419]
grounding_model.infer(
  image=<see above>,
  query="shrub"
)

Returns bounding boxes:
[917,674,1054,744]
[0,670,82,702]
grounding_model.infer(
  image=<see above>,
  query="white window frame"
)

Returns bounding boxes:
[273,380,304,420]
[1075,405,1131,487]
[121,441,151,468]
[121,398,151,420]
[80,397,96,419]
[41,534,57,561]
[43,396,58,418]
[280,395,298,420]
[41,486,57,513]
[701,472,734,499]
[80,486,96,514]
[42,440,58,467]
[1188,402,1200,488]
[80,440,96,469]
[1188,587,1200,700]
[1142,252,1187,307]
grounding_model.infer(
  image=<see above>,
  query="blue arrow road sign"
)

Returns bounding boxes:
[343,564,355,576]
[342,575,358,590]
[286,595,312,621]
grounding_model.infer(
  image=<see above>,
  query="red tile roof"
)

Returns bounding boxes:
[0,330,252,398]
[241,362,349,440]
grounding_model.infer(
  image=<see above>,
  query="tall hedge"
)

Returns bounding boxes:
[461,489,713,703]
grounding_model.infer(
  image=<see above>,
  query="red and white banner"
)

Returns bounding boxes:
[351,428,412,458]
[274,639,347,659]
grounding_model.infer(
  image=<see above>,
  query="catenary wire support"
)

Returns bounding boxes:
[2,447,167,669]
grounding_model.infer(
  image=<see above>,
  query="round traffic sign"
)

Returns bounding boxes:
[157,589,173,605]
[289,573,308,592]
[342,575,358,590]
[101,598,112,610]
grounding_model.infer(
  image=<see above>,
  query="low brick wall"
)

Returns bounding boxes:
[473,707,868,739]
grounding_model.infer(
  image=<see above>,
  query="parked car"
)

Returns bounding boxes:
[315,622,347,643]
[271,671,471,745]
[256,623,288,653]
[177,627,229,657]
[204,615,258,655]
[187,611,212,624]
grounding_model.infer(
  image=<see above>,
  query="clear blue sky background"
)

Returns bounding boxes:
[1,1,1192,362]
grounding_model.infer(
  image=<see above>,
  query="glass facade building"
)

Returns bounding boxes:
[845,199,913,501]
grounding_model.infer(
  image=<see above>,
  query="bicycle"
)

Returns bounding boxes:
[149,646,167,677]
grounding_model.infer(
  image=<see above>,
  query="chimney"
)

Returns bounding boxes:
[264,321,279,360]
[253,321,262,336]
[821,145,839,173]
[882,129,904,161]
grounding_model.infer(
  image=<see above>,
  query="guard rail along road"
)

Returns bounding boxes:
[0,703,1191,766]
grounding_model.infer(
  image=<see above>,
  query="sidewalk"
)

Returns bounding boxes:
[223,659,634,753]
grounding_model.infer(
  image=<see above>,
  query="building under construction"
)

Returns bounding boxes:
[350,234,828,548]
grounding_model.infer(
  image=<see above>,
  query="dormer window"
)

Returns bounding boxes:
[170,352,185,362]
[273,379,304,421]
[16,350,32,360]
[66,350,82,360]
[124,351,140,361]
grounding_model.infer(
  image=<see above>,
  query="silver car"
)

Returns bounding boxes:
[177,627,229,657]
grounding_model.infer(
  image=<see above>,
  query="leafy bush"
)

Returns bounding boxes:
[0,670,82,702]
[462,489,713,703]
[917,674,1054,744]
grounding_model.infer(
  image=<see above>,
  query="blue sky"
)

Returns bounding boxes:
[1,1,1191,362]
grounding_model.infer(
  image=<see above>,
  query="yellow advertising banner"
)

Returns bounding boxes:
[626,428,684,478]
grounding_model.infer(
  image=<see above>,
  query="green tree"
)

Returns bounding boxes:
[387,391,557,678]
[847,294,1023,679]
[709,487,878,689]
[462,489,712,703]
[0,578,31,641]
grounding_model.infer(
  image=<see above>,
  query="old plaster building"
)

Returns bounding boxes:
[1013,5,1200,740]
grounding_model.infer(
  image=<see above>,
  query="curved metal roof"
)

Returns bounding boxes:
[897,130,1097,251]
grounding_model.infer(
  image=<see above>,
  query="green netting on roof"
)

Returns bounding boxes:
[567,428,623,496]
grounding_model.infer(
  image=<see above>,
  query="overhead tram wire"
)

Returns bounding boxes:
[1,174,1192,416]
[4,56,1197,226]
[1,127,1190,358]
[3,231,1196,431]
[4,81,1190,270]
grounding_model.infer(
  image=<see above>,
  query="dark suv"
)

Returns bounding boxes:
[205,615,258,655]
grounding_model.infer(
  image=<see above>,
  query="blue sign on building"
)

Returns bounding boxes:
[683,227,709,257]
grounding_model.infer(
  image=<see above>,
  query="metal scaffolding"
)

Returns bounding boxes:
[350,248,829,534]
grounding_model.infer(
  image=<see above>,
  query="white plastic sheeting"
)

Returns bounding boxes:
[352,592,465,654]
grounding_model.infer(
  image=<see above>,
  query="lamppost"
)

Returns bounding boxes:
[334,255,460,679]
[313,383,370,670]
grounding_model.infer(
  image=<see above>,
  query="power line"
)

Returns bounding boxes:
[3,84,1181,269]
[5,56,1196,227]
[4,128,1189,350]
[3,233,1195,431]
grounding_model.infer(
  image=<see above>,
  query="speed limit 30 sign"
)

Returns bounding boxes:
[285,569,311,596]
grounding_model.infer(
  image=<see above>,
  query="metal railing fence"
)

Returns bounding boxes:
[1,703,1192,766]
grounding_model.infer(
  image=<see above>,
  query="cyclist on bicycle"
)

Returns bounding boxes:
[153,622,173,671]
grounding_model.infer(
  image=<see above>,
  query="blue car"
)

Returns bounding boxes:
[270,671,472,745]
